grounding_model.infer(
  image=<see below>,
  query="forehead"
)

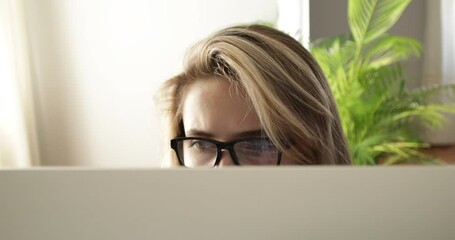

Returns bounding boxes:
[181,78,262,140]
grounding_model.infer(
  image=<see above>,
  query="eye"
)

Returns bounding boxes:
[238,140,276,152]
[188,140,214,150]
[243,142,263,151]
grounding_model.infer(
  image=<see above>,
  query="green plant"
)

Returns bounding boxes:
[311,0,455,165]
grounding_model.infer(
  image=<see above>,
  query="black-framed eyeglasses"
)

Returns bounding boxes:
[170,137,282,168]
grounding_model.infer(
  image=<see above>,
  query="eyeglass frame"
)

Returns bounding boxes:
[170,136,283,167]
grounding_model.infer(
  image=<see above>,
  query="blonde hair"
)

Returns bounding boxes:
[157,25,351,165]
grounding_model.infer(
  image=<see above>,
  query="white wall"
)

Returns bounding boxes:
[24,0,278,167]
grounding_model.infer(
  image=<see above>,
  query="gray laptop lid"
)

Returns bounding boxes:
[1,167,454,240]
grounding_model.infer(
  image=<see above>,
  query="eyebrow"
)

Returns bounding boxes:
[186,129,265,139]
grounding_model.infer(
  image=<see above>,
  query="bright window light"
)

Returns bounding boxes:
[277,0,310,48]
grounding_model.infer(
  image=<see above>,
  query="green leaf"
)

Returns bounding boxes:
[408,83,455,102]
[365,35,422,69]
[348,0,411,45]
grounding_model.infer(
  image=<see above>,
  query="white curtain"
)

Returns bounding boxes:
[423,0,455,145]
[0,0,40,167]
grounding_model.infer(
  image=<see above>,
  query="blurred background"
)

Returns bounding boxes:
[0,0,454,167]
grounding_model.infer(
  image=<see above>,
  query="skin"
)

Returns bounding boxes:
[181,78,298,166]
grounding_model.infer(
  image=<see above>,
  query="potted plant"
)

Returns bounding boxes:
[311,0,455,165]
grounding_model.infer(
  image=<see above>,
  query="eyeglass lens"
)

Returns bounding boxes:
[177,139,279,167]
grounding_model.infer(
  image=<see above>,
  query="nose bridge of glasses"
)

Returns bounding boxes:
[216,141,234,150]
[217,147,236,166]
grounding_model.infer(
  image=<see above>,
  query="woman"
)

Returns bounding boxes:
[157,25,351,167]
